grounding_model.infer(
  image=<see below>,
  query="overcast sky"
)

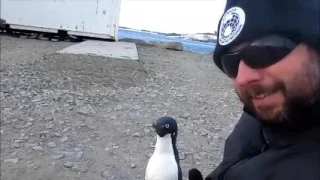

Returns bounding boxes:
[119,0,227,34]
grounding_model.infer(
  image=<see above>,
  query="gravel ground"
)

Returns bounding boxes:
[0,34,243,180]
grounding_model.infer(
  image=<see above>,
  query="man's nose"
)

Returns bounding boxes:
[235,61,263,86]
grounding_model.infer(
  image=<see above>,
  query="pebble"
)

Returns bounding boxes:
[3,158,19,164]
[60,136,69,142]
[25,122,33,128]
[53,154,65,160]
[39,36,49,40]
[76,151,83,160]
[14,139,25,143]
[45,123,54,129]
[144,128,151,133]
[71,164,88,173]
[77,108,89,115]
[47,142,57,148]
[18,136,29,140]
[132,133,141,138]
[101,169,111,178]
[130,163,136,169]
[63,161,73,168]
[75,99,85,106]
[179,152,186,160]
[19,35,28,39]
[29,34,38,39]
[53,133,61,137]
[12,143,20,148]
[32,146,44,151]
[62,127,71,133]
[45,116,54,121]
[193,154,202,160]
[51,38,60,42]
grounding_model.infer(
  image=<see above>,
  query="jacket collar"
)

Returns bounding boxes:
[243,101,320,149]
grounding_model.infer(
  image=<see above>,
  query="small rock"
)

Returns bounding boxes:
[60,136,69,142]
[193,154,202,160]
[0,84,10,93]
[63,161,73,168]
[75,99,85,106]
[74,148,82,152]
[199,152,207,157]
[18,136,29,140]
[53,154,65,160]
[179,152,186,160]
[32,164,41,170]
[45,123,54,129]
[130,163,136,169]
[47,142,57,148]
[25,122,33,128]
[144,128,151,133]
[3,158,19,164]
[12,143,20,148]
[77,108,89,115]
[71,164,88,173]
[155,41,184,51]
[28,117,35,122]
[14,139,25,143]
[53,133,61,137]
[76,151,83,160]
[19,35,28,39]
[32,146,44,151]
[114,105,124,111]
[62,127,71,133]
[51,38,60,42]
[39,131,49,136]
[29,34,38,39]
[181,113,190,119]
[101,169,111,178]
[112,146,119,149]
[132,133,141,138]
[38,35,49,40]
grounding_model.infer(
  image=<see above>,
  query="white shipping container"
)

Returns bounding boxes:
[0,0,121,40]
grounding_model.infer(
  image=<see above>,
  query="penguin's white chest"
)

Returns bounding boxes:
[145,153,178,180]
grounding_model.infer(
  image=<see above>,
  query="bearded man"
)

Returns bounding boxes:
[189,0,320,179]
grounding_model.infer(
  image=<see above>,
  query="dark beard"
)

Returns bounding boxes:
[280,86,320,129]
[237,80,320,130]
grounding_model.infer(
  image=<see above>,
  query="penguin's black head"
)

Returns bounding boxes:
[152,117,178,138]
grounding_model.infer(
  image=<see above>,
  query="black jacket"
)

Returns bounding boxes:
[205,108,320,180]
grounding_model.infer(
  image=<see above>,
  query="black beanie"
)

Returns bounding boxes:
[213,0,320,72]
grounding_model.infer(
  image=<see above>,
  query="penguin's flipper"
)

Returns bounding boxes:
[188,168,203,180]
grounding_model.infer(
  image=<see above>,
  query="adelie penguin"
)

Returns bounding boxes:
[145,117,182,180]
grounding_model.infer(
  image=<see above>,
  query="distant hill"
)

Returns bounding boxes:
[119,26,217,43]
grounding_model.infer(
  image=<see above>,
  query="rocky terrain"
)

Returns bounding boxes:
[0,34,243,180]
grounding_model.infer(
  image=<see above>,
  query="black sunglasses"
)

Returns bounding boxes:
[220,35,297,78]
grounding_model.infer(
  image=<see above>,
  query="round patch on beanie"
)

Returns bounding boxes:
[218,6,246,46]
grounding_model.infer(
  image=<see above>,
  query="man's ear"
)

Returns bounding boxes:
[188,168,203,180]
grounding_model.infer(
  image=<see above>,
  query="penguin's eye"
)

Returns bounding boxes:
[165,124,170,128]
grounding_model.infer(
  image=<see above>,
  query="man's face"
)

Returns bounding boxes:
[233,43,320,126]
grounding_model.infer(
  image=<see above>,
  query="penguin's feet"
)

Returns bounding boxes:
[188,168,203,180]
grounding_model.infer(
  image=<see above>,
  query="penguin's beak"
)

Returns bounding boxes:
[152,122,157,129]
